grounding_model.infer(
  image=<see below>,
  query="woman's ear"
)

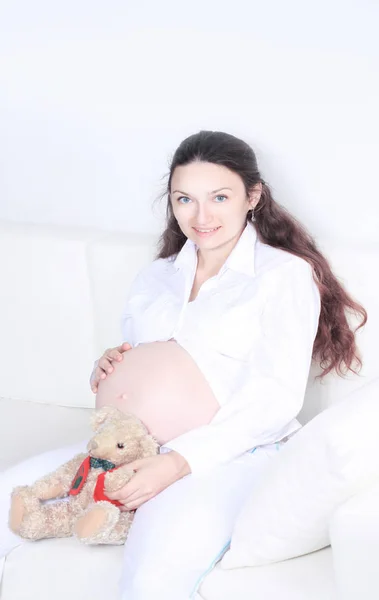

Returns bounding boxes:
[249,182,263,207]
[90,405,124,432]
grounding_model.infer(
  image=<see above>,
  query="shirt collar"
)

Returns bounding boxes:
[173,221,257,278]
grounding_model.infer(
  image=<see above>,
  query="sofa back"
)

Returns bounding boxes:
[0,220,377,424]
[298,237,378,423]
[0,221,157,409]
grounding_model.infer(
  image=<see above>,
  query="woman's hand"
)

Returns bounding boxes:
[106,451,191,510]
[90,342,132,393]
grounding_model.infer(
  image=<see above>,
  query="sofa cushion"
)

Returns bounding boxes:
[1,538,123,600]
[200,546,334,600]
[221,377,379,568]
[1,535,334,600]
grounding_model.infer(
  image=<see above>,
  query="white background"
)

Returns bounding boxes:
[0,0,378,241]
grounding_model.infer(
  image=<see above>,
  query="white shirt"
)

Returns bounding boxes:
[120,221,321,474]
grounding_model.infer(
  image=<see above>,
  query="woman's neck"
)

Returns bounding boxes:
[195,229,242,277]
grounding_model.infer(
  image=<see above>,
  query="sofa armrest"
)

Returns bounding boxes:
[329,480,379,600]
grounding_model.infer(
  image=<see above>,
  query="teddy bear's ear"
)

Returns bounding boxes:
[139,434,160,458]
[90,406,124,432]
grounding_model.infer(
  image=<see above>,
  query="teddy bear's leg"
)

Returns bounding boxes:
[9,486,40,535]
[10,486,77,540]
[74,501,134,545]
[38,501,78,538]
[109,510,135,544]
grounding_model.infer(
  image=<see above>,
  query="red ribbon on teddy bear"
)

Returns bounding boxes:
[69,456,124,508]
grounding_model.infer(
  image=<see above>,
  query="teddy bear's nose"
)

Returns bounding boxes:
[88,440,98,451]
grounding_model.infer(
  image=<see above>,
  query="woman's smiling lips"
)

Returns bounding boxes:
[192,226,221,237]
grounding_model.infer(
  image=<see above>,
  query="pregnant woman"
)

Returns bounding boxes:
[0,131,367,600]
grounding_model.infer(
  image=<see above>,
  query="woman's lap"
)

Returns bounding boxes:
[119,443,281,600]
[0,438,283,600]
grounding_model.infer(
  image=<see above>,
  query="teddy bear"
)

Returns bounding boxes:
[8,405,160,545]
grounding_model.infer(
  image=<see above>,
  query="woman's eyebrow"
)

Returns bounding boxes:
[171,187,233,195]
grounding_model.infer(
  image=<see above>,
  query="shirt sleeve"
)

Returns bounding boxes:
[120,311,135,347]
[119,267,150,347]
[160,258,321,475]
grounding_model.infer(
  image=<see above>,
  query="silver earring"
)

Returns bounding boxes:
[247,207,256,222]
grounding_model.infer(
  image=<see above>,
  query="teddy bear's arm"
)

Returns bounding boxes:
[104,464,136,493]
[31,452,89,500]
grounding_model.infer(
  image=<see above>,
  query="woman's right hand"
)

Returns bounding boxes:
[90,342,132,393]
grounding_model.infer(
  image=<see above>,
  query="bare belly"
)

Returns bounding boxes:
[95,340,220,445]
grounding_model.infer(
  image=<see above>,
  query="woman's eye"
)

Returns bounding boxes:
[177,195,227,204]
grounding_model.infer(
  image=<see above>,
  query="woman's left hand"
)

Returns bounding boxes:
[106,451,191,510]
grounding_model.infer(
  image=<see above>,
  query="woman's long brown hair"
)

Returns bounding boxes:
[153,130,367,381]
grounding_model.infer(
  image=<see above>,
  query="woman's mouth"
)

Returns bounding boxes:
[193,226,221,237]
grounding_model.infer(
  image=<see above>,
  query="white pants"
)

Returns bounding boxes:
[0,439,285,600]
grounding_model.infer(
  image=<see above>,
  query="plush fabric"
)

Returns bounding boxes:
[221,377,379,568]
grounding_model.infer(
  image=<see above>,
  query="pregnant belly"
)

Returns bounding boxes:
[95,340,220,445]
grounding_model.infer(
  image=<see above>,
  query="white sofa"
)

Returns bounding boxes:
[0,218,378,600]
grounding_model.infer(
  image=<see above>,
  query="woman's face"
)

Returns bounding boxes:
[170,161,258,248]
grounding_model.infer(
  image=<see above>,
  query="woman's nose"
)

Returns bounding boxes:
[195,206,213,224]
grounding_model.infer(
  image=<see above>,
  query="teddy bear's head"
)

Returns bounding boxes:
[87,406,159,466]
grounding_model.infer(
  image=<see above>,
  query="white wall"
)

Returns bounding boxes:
[0,0,378,242]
